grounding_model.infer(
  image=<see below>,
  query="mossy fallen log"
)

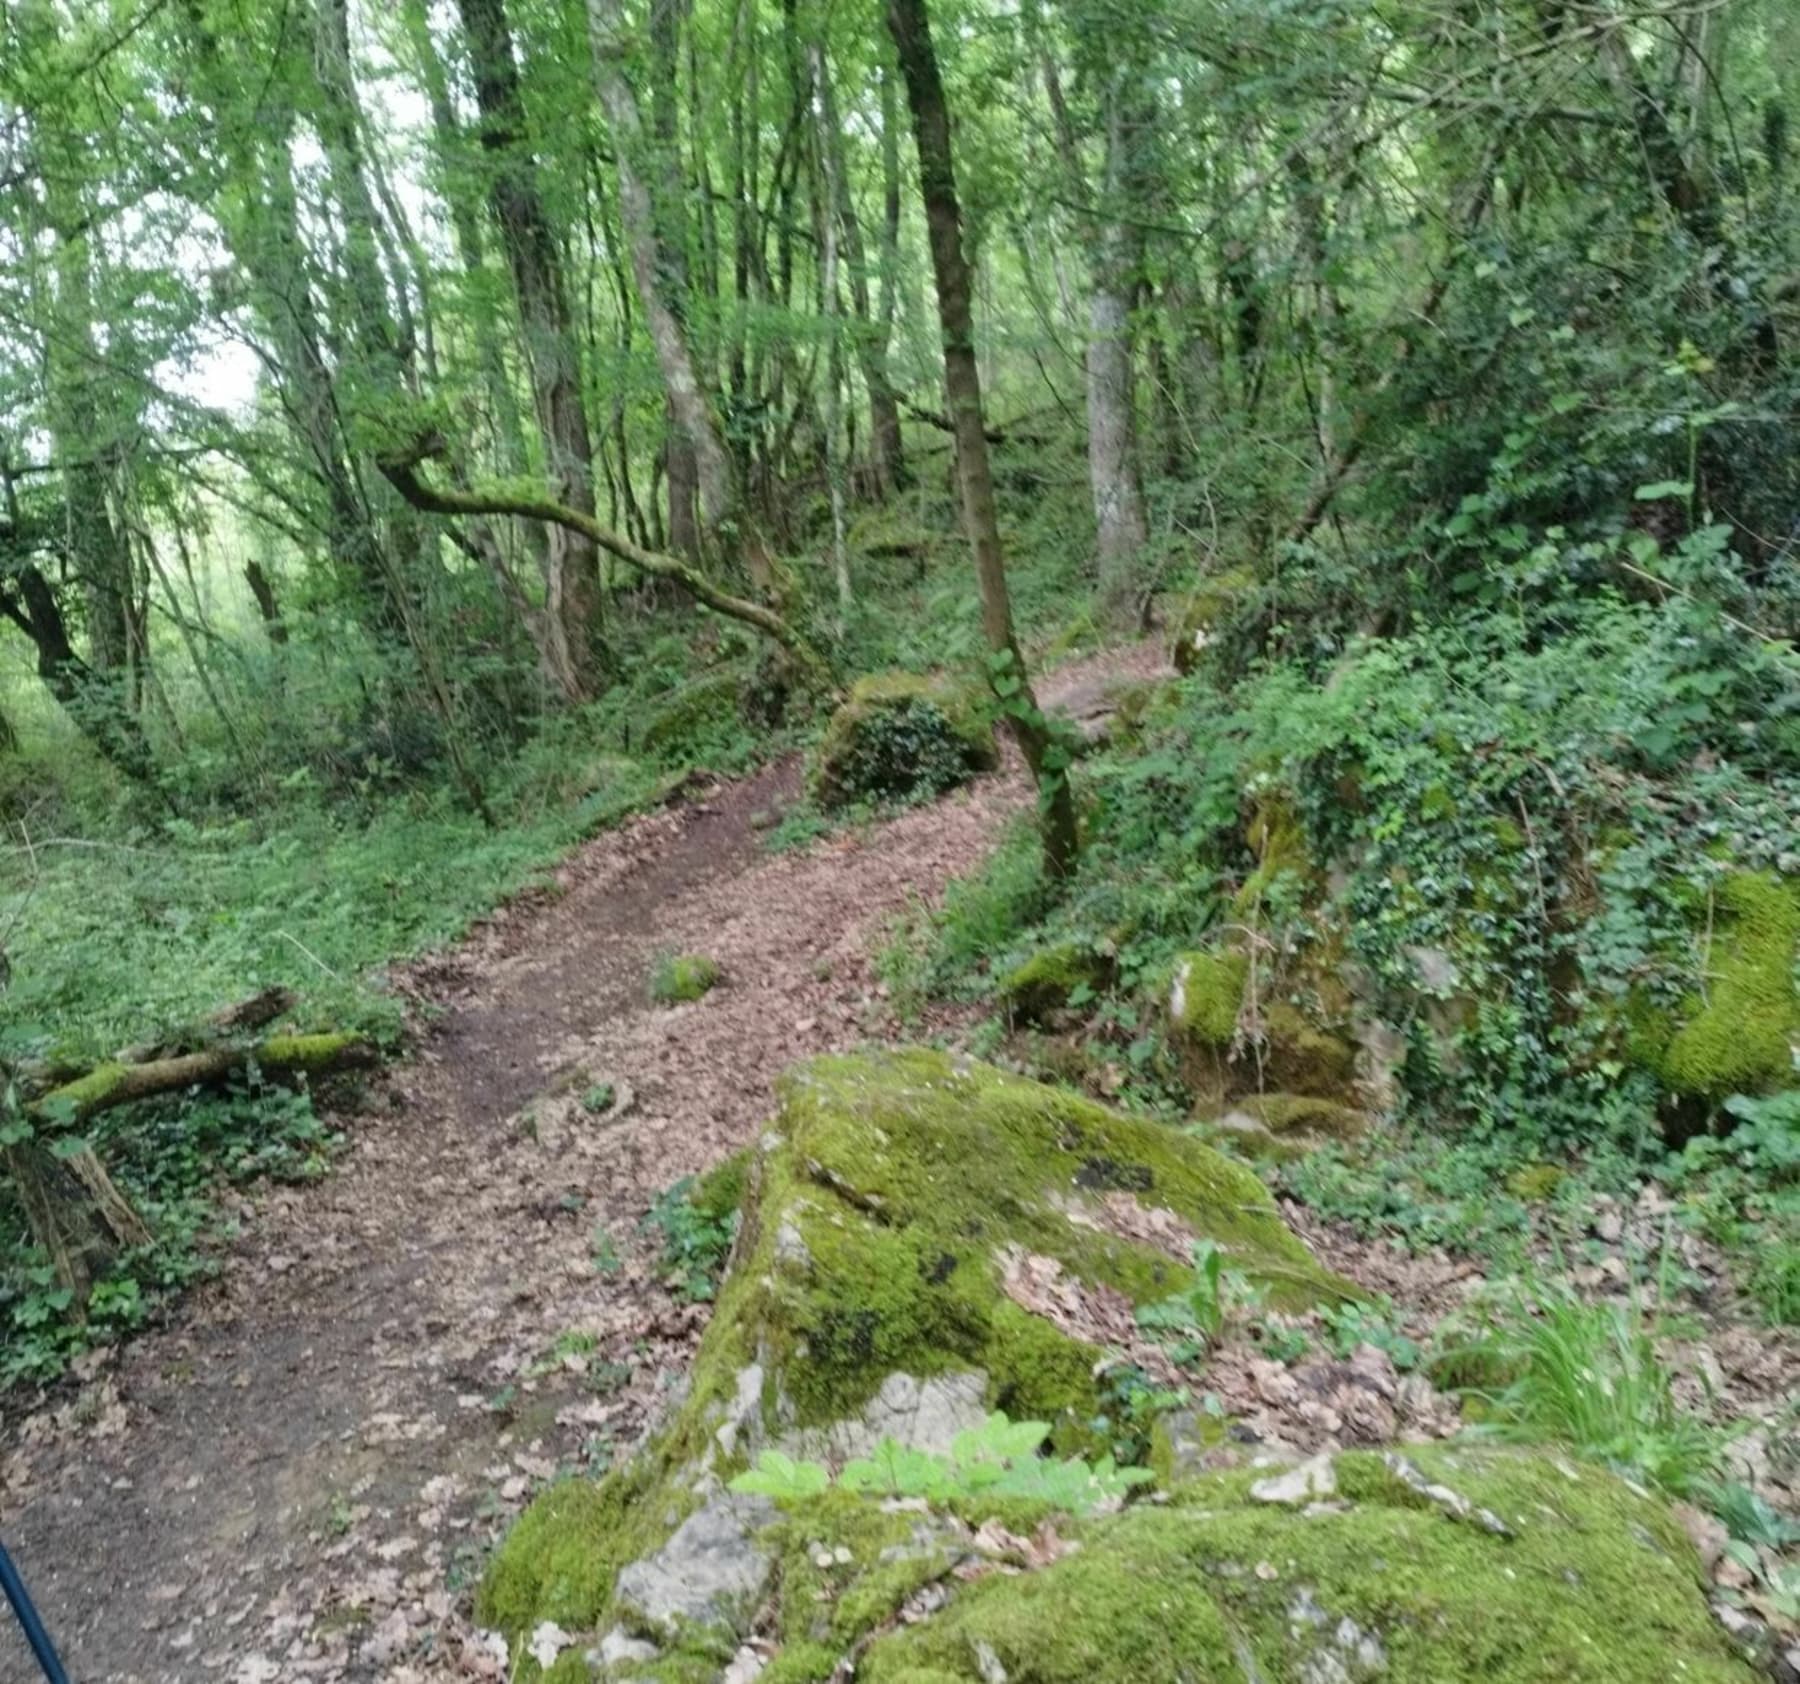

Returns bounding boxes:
[28,1032,377,1130]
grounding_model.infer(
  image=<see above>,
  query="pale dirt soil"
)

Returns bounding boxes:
[0,647,1156,1684]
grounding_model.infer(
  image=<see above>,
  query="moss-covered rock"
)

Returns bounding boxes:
[1170,567,1255,675]
[478,1049,1346,1665]
[1167,951,1361,1121]
[998,942,1115,1023]
[636,671,743,755]
[1222,1091,1370,1142]
[715,1049,1346,1434]
[813,673,997,810]
[858,1447,1757,1684]
[1648,871,1800,1101]
[651,953,720,1003]
[480,1060,1750,1684]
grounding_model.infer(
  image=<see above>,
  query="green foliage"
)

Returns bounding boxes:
[1667,1090,1800,1325]
[0,1077,338,1384]
[813,672,997,811]
[641,1173,738,1302]
[1133,1240,1237,1358]
[648,951,721,1004]
[1317,1302,1421,1372]
[1444,1279,1720,1499]
[730,1410,1152,1514]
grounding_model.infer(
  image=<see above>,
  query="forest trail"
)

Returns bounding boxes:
[0,645,1164,1684]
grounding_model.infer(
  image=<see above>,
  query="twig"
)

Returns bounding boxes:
[277,930,347,983]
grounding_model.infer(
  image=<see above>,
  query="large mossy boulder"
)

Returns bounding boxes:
[1632,871,1800,1104]
[813,673,997,809]
[856,1447,1758,1684]
[477,1052,1754,1684]
[479,1048,1346,1662]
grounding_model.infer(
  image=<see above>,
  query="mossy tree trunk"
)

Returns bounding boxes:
[27,1032,376,1132]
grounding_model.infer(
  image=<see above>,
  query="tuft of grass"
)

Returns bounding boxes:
[1442,1278,1719,1498]
[648,952,720,1004]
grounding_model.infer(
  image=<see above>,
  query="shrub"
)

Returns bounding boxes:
[813,672,997,810]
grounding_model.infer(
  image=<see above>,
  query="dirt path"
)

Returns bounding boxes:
[0,647,1162,1684]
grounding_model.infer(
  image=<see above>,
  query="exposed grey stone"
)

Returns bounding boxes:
[714,1362,765,1460]
[782,1369,988,1463]
[774,1220,813,1272]
[722,1645,766,1684]
[1253,1454,1339,1506]
[972,1637,1010,1684]
[1289,1589,1386,1682]
[1381,1452,1513,1538]
[1404,945,1460,995]
[593,1626,658,1668]
[613,1494,777,1638]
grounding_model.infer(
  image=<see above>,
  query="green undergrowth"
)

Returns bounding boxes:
[1,1077,341,1383]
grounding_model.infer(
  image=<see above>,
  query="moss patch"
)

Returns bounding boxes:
[650,954,721,1004]
[1226,1091,1369,1140]
[738,1050,1346,1432]
[998,942,1115,1023]
[813,672,997,810]
[477,1468,669,1636]
[1655,872,1800,1100]
[636,671,742,755]
[859,1447,1757,1684]
[1169,949,1248,1047]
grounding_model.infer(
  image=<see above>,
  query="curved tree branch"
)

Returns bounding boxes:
[377,436,837,693]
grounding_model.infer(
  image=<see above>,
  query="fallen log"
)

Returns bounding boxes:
[28,1032,377,1130]
[17,985,302,1092]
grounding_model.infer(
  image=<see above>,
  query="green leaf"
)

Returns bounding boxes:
[1633,480,1694,502]
[730,1450,830,1500]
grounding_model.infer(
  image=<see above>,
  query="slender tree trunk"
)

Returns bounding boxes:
[37,135,137,686]
[815,41,906,497]
[587,0,736,538]
[1030,16,1148,603]
[244,558,289,645]
[886,0,1077,878]
[809,42,852,614]
[401,0,534,478]
[458,0,603,701]
[1086,68,1151,606]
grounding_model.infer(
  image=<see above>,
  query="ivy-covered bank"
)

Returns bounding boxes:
[474,1050,1753,1683]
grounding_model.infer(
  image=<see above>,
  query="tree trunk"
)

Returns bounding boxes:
[810,42,852,615]
[0,563,156,782]
[885,0,1077,878]
[27,1033,377,1132]
[36,112,139,693]
[243,557,289,645]
[401,0,534,480]
[458,0,603,702]
[816,41,906,498]
[587,0,736,539]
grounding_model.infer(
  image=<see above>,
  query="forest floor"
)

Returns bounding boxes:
[0,643,1164,1684]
